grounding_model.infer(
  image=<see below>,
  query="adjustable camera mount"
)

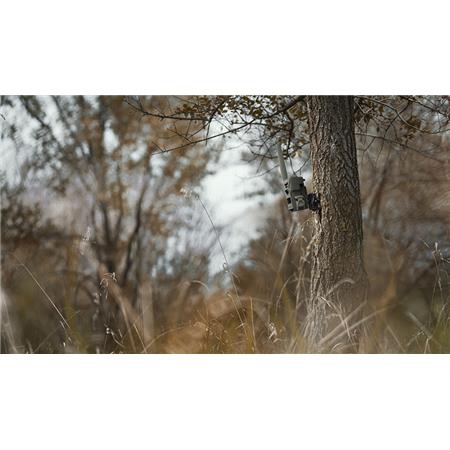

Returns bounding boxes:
[277,145,320,213]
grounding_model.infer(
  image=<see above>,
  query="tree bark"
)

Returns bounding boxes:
[305,96,368,352]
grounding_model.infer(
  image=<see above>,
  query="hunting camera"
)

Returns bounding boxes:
[277,145,320,213]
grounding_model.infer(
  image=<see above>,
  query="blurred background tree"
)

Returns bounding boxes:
[1,96,216,352]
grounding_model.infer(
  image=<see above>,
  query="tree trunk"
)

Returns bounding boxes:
[305,96,368,352]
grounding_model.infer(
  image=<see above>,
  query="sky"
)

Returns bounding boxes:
[201,145,278,271]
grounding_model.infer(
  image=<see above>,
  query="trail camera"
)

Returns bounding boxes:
[286,176,308,211]
[277,145,320,213]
